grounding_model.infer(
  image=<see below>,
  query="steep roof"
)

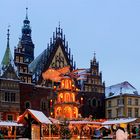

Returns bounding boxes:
[1,45,13,68]
[29,49,47,74]
[18,109,52,124]
[105,81,139,98]
[0,28,17,77]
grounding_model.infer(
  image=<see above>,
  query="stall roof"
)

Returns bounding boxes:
[102,118,137,125]
[69,120,102,125]
[0,121,23,126]
[19,109,52,124]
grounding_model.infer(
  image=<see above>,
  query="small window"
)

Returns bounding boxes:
[7,115,13,121]
[11,93,15,102]
[41,100,46,110]
[109,92,114,96]
[108,110,112,118]
[25,101,31,109]
[92,98,96,106]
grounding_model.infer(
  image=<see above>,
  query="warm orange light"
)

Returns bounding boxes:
[81,97,83,100]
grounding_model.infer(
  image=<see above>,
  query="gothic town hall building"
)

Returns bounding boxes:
[0,10,105,121]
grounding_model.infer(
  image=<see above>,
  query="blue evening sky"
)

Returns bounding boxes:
[0,0,140,91]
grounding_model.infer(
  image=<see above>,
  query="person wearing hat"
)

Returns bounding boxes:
[116,124,128,140]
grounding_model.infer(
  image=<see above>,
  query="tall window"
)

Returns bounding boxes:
[41,100,46,110]
[108,110,112,118]
[128,108,132,117]
[5,92,10,102]
[116,108,119,117]
[108,101,111,108]
[128,98,132,105]
[135,99,139,106]
[98,100,101,107]
[11,93,15,102]
[135,108,139,118]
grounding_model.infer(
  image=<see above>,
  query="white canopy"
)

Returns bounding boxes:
[102,118,137,125]
[28,109,52,124]
[69,120,101,125]
[0,121,23,126]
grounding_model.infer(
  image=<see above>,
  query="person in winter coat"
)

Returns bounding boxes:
[116,126,128,140]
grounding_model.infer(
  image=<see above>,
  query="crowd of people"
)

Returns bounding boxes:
[90,123,140,140]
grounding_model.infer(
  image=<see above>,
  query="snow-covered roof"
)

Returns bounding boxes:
[27,109,52,124]
[105,81,139,98]
[48,117,60,124]
[102,118,137,125]
[29,49,47,74]
[0,121,23,126]
[69,120,101,125]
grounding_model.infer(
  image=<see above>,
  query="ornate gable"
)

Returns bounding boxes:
[50,45,69,68]
[30,25,76,84]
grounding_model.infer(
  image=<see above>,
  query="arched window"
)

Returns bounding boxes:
[58,93,63,103]
[92,98,96,106]
[98,100,101,107]
[25,101,31,109]
[65,93,70,102]
[71,93,75,102]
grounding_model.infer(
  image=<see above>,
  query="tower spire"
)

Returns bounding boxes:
[7,25,10,48]
[1,27,13,67]
[93,51,96,61]
[26,7,28,19]
[58,21,61,33]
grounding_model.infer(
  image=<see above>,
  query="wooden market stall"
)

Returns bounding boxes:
[101,118,138,139]
[69,120,102,139]
[0,121,23,139]
[17,109,52,139]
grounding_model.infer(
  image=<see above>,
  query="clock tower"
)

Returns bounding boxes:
[14,8,34,83]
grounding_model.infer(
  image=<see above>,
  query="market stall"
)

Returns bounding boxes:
[18,109,52,139]
[0,121,23,139]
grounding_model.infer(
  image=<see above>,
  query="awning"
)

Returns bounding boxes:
[102,118,137,125]
[0,121,23,126]
[69,120,102,125]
